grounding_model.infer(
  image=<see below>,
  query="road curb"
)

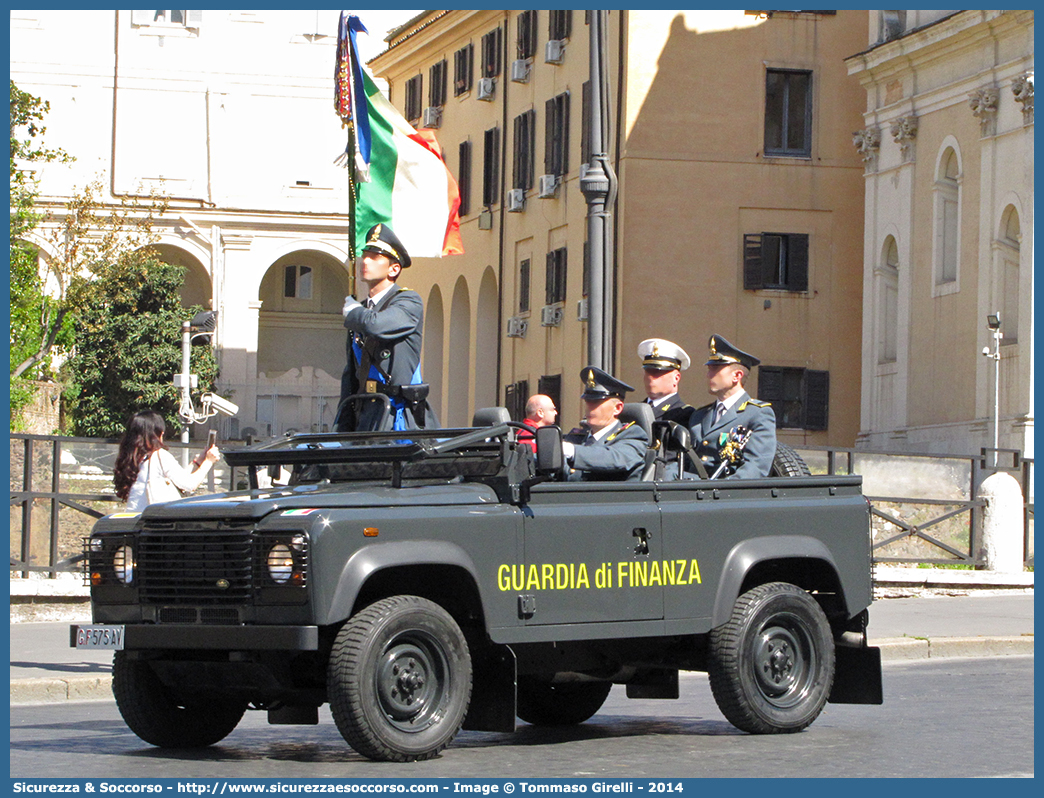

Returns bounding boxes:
[873,634,1034,661]
[12,635,1033,704]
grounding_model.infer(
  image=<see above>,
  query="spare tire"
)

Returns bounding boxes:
[770,443,811,477]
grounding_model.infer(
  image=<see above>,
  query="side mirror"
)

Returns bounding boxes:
[534,425,563,476]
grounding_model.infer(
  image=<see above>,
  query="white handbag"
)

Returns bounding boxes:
[145,452,184,505]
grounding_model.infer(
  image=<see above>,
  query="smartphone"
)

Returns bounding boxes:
[206,429,218,450]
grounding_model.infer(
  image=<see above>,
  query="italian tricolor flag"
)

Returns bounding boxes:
[337,13,463,259]
[356,69,464,258]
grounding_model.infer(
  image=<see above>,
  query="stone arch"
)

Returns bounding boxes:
[876,235,899,364]
[256,249,350,379]
[475,266,500,410]
[448,276,471,427]
[151,242,211,309]
[425,285,445,424]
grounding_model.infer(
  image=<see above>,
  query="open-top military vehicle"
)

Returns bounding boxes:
[74,408,882,762]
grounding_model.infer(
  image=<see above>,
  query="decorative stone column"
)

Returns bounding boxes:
[889,115,918,163]
[1011,73,1034,125]
[852,127,881,172]
[968,86,999,137]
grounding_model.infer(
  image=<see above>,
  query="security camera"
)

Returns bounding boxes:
[202,392,239,417]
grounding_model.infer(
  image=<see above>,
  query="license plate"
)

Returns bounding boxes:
[75,625,125,650]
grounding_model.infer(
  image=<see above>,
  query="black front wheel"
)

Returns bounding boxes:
[328,596,472,762]
[708,582,834,733]
[111,652,247,748]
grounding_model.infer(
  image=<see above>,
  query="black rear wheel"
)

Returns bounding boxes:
[516,678,612,726]
[708,582,834,734]
[111,652,247,748]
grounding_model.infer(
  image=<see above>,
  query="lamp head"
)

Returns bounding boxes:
[987,313,1001,331]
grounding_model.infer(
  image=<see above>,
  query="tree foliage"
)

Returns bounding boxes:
[64,248,219,438]
[10,81,72,419]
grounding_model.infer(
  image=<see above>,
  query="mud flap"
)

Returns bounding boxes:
[829,644,883,704]
[463,643,517,732]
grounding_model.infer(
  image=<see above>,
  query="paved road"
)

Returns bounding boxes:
[9,656,1034,778]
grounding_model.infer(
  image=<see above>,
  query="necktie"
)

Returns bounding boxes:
[365,298,375,309]
[715,403,726,424]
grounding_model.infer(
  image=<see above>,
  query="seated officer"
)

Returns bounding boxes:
[687,335,776,478]
[562,367,647,481]
[638,338,693,423]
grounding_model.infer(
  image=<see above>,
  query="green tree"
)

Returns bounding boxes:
[64,248,219,438]
[10,81,71,420]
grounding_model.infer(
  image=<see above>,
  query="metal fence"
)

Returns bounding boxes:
[10,434,1034,577]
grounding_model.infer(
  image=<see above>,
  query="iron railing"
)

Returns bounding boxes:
[10,434,1033,577]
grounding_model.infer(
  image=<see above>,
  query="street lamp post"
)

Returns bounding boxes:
[982,312,1002,467]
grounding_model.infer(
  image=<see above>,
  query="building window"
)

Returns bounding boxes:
[283,265,313,300]
[513,109,536,191]
[546,247,567,305]
[519,258,531,314]
[481,27,502,78]
[454,44,473,96]
[131,10,201,28]
[582,241,590,297]
[483,126,500,207]
[581,81,592,166]
[997,206,1020,345]
[517,10,538,60]
[429,60,447,108]
[537,374,562,419]
[934,147,960,287]
[458,141,472,217]
[404,74,423,123]
[759,367,829,431]
[876,237,899,364]
[549,10,572,41]
[743,232,808,291]
[505,379,529,421]
[545,92,570,177]
[764,69,811,157]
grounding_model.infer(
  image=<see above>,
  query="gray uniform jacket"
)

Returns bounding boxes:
[566,420,648,481]
[337,285,436,432]
[687,391,776,478]
[650,394,692,424]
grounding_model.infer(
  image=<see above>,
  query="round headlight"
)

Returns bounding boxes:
[113,545,134,585]
[267,544,294,584]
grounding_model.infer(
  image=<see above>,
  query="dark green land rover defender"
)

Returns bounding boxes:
[73,415,883,762]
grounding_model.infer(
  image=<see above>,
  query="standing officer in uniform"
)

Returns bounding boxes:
[687,334,776,478]
[561,367,647,481]
[638,338,692,423]
[335,224,437,432]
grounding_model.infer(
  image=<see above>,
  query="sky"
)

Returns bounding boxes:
[350,10,424,63]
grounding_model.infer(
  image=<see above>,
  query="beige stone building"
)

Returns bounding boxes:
[371,10,868,444]
[846,10,1034,459]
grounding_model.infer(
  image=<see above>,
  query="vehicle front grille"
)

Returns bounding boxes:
[138,524,254,605]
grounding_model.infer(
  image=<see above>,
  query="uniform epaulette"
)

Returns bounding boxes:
[607,421,635,442]
[739,398,771,410]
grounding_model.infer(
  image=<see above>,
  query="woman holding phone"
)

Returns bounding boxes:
[113,410,221,511]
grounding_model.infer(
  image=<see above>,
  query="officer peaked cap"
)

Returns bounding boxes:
[638,338,691,371]
[361,223,411,268]
[705,334,760,370]
[579,366,634,401]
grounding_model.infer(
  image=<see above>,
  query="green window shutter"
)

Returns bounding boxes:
[803,369,829,430]
[789,233,809,292]
[744,234,764,290]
